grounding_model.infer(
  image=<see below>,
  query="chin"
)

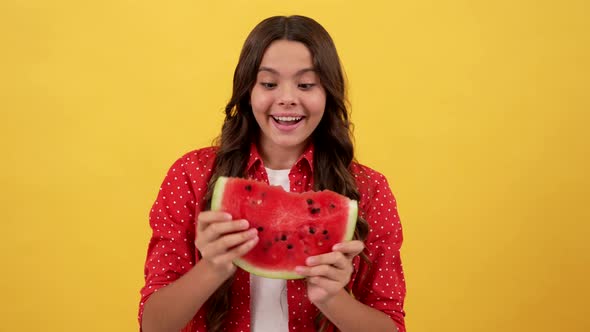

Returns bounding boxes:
[271,137,307,150]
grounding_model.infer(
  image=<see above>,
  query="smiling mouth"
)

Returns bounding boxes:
[271,116,304,125]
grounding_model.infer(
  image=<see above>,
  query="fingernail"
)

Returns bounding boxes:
[249,228,258,235]
[332,243,341,250]
[295,266,305,273]
[306,257,316,265]
[223,213,232,220]
[240,219,249,227]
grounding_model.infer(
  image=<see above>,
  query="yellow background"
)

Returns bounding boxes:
[1,0,588,331]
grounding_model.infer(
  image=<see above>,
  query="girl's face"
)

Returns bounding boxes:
[250,40,326,160]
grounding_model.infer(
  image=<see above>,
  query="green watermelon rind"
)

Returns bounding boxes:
[344,199,358,244]
[210,176,359,280]
[234,258,305,279]
[210,176,227,211]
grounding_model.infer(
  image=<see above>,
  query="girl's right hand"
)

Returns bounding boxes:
[195,211,259,279]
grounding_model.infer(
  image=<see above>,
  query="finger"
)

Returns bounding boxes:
[307,276,344,294]
[196,211,232,232]
[332,240,364,258]
[196,212,233,245]
[207,219,250,237]
[305,251,349,270]
[296,264,346,282]
[214,236,259,264]
[197,220,251,252]
[208,228,258,256]
[307,284,329,302]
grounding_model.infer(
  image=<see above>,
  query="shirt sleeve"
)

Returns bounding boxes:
[138,156,200,325]
[358,172,407,332]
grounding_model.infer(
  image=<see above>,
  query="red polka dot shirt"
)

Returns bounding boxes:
[139,144,406,331]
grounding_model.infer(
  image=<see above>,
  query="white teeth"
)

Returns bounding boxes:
[273,116,302,122]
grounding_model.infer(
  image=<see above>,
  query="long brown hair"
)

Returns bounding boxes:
[203,15,370,331]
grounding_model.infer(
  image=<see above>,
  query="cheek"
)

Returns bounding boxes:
[250,88,274,113]
[303,93,327,116]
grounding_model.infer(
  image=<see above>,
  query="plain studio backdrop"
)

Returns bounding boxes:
[1,1,588,331]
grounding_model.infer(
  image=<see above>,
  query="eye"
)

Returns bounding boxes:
[260,82,277,89]
[298,83,316,90]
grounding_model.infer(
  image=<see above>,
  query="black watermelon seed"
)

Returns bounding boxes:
[245,185,252,191]
[274,236,280,242]
[281,234,287,241]
[306,199,313,205]
[322,230,328,235]
[309,227,316,234]
[310,207,321,214]
[257,226,264,232]
[287,244,293,249]
[330,203,336,208]
[324,235,330,240]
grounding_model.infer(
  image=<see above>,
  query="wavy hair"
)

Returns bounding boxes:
[203,15,370,331]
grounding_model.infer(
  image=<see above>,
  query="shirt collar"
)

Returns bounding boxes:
[246,142,314,174]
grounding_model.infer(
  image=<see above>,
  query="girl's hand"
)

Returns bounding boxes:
[195,211,259,279]
[295,240,364,305]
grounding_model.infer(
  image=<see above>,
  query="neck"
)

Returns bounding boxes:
[258,140,307,170]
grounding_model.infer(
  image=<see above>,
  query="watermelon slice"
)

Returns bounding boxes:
[210,176,357,279]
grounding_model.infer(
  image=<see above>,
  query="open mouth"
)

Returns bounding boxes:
[271,116,304,126]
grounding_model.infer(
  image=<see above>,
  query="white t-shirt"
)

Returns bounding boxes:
[250,168,291,332]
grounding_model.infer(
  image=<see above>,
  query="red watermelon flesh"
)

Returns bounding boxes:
[210,176,357,279]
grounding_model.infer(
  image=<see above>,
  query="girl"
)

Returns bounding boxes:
[139,15,406,332]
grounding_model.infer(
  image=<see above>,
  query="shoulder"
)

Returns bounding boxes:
[350,161,393,199]
[155,147,219,207]
[350,162,388,183]
[176,146,219,166]
[350,161,400,220]
[158,146,219,191]
[350,162,403,247]
[165,146,219,174]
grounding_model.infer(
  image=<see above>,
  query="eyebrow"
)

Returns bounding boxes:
[258,67,316,76]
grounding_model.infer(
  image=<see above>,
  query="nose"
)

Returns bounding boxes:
[277,85,297,107]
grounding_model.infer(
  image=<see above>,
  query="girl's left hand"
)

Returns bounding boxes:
[295,240,364,305]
